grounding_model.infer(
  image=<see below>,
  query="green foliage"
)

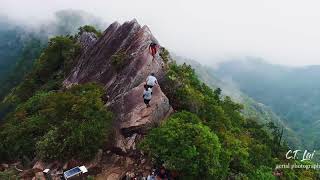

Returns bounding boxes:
[140,111,221,179]
[214,59,320,150]
[0,24,25,79]
[249,166,275,180]
[161,62,244,133]
[0,168,19,180]
[0,35,80,120]
[156,60,319,178]
[159,47,170,64]
[87,176,95,180]
[0,37,45,101]
[110,50,128,71]
[0,10,104,103]
[79,25,102,37]
[0,83,113,161]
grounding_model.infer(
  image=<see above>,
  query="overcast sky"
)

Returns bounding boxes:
[1,0,320,66]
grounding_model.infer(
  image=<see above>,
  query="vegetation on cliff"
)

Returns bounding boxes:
[0,24,318,179]
[142,60,319,179]
[0,26,113,162]
[0,83,113,161]
[141,111,221,178]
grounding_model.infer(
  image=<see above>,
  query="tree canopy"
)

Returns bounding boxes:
[0,83,113,161]
[141,111,221,178]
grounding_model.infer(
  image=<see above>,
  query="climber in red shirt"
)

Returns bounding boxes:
[149,42,158,60]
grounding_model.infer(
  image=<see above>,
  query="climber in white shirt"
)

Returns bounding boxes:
[143,84,153,108]
[146,73,158,89]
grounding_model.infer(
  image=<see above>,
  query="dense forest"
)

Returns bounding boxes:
[214,58,320,150]
[0,10,105,102]
[174,57,301,149]
[0,22,319,179]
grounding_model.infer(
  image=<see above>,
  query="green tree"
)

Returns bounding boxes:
[140,111,221,179]
[78,25,102,37]
[0,35,80,120]
[0,83,113,161]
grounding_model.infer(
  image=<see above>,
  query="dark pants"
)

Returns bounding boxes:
[144,99,151,105]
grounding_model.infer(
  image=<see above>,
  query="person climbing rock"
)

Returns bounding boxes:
[143,84,153,108]
[146,73,158,89]
[149,42,158,60]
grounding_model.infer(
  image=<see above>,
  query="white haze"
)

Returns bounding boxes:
[1,0,320,66]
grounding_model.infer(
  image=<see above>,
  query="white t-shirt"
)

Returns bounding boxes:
[143,88,152,100]
[146,75,157,86]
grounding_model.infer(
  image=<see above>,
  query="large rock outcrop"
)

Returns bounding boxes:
[64,19,165,98]
[63,19,173,179]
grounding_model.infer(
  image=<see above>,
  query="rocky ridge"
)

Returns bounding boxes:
[11,19,172,180]
[64,19,172,179]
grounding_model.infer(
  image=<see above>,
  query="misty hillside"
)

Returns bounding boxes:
[0,10,106,101]
[174,56,301,148]
[214,58,320,150]
[1,18,317,179]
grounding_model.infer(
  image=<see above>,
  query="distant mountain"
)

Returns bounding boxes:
[214,57,320,149]
[174,56,301,148]
[0,10,106,100]
[0,19,315,179]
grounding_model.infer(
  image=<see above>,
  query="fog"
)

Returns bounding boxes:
[2,0,320,66]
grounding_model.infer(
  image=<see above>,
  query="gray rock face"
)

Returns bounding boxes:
[64,19,164,98]
[110,83,173,153]
[77,32,98,51]
[63,20,173,179]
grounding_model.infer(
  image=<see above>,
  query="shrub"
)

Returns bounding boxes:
[79,25,102,37]
[140,111,221,178]
[249,166,275,180]
[0,83,113,161]
[0,169,19,180]
[159,47,170,64]
[0,35,80,120]
[110,50,128,71]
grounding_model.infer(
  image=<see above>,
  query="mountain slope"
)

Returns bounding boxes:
[0,20,316,179]
[214,58,320,149]
[64,19,173,161]
[0,10,106,101]
[174,56,301,148]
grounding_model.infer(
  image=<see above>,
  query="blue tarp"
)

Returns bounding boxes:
[64,167,82,179]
